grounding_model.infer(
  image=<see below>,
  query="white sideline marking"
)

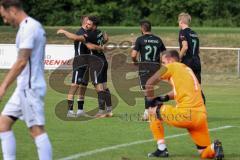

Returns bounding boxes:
[58,125,233,160]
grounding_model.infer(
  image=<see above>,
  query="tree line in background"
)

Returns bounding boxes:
[1,0,240,27]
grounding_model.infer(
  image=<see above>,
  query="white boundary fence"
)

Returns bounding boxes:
[0,44,240,77]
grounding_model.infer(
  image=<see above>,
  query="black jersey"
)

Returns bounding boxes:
[85,29,106,59]
[179,28,201,71]
[133,34,166,63]
[74,27,90,56]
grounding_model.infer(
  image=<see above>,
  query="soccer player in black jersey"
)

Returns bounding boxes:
[178,12,206,103]
[131,20,166,120]
[57,16,112,118]
[57,16,90,117]
[85,16,112,117]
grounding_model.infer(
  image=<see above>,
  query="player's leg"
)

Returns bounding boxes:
[29,126,52,160]
[187,113,224,159]
[147,104,200,158]
[89,58,110,118]
[94,83,106,117]
[193,69,206,104]
[23,89,52,160]
[0,116,16,160]
[76,84,87,116]
[139,74,150,121]
[140,63,160,121]
[163,104,224,159]
[147,106,169,157]
[67,70,80,117]
[0,89,22,160]
[103,82,113,117]
[76,66,89,116]
[102,62,113,117]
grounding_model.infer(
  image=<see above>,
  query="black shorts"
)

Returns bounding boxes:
[88,54,108,85]
[182,57,202,84]
[72,55,89,86]
[138,62,160,90]
[72,66,89,86]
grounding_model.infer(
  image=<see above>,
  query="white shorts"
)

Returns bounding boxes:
[2,88,46,128]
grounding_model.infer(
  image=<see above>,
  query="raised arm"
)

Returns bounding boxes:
[57,29,86,42]
[85,43,105,51]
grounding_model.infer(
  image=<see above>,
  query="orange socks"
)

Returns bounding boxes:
[149,118,164,140]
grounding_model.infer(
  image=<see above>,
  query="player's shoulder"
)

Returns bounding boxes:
[20,17,43,32]
[25,17,42,28]
[150,34,160,38]
[19,17,44,34]
[183,27,197,35]
[76,27,86,35]
[166,62,183,69]
[152,34,163,42]
[189,29,198,38]
[136,34,147,43]
[87,29,100,36]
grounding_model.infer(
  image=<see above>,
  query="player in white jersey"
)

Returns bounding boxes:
[0,0,52,160]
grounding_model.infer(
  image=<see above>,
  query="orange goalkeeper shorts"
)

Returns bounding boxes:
[160,104,211,147]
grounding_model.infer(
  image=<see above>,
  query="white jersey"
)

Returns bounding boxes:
[16,17,46,91]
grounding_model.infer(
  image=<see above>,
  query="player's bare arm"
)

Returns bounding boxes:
[131,49,138,64]
[0,49,31,100]
[145,70,162,99]
[145,66,172,99]
[57,29,86,42]
[85,43,105,51]
[179,40,188,59]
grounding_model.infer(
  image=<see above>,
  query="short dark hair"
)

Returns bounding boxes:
[162,50,180,62]
[0,0,23,9]
[140,20,151,32]
[88,16,100,26]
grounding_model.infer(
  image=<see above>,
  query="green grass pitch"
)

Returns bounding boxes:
[0,26,240,159]
[0,73,239,160]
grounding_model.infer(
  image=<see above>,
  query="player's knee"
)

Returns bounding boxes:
[67,94,74,100]
[78,95,85,99]
[95,84,104,92]
[0,123,11,132]
[71,83,78,87]
[196,145,207,155]
[0,116,16,132]
[29,126,45,138]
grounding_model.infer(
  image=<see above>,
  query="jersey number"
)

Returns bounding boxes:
[145,45,157,61]
[191,39,197,56]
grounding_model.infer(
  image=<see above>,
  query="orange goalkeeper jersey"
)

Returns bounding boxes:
[160,62,204,108]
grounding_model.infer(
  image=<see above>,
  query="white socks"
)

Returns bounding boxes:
[34,133,52,160]
[157,139,166,151]
[0,130,16,160]
[0,131,52,160]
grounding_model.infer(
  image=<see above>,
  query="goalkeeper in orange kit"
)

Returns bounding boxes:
[145,50,224,159]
